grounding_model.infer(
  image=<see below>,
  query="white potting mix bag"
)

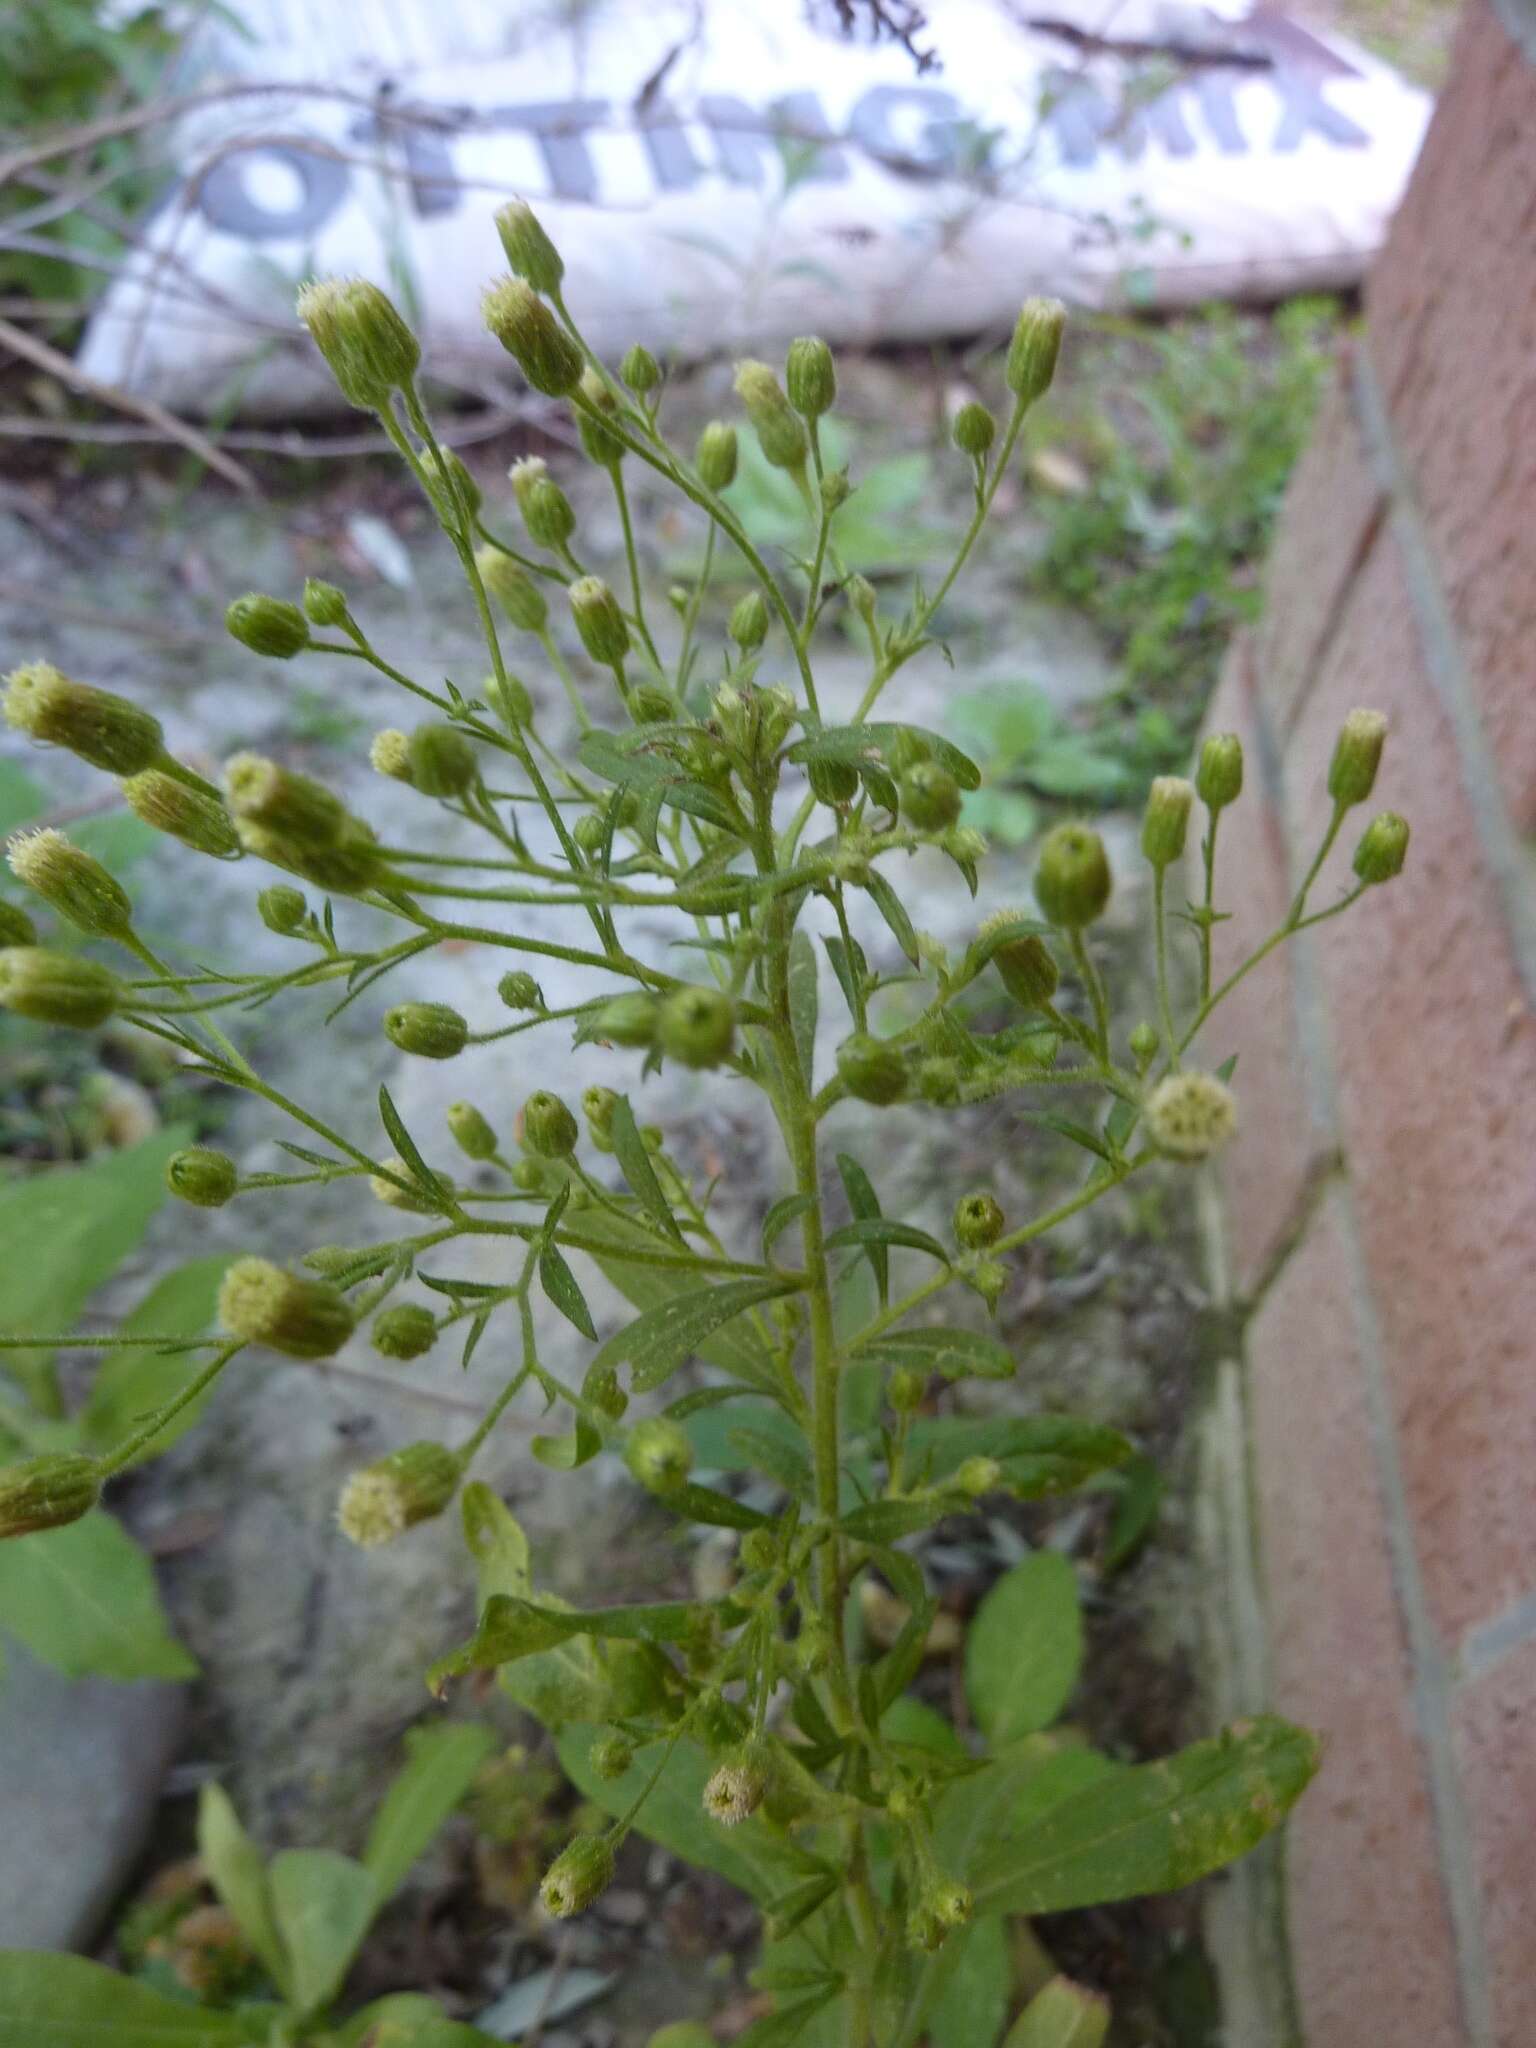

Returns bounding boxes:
[79,0,1432,417]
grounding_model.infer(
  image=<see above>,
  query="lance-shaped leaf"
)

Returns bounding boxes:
[362,1722,498,1908]
[787,722,981,789]
[907,1413,1132,1496]
[609,1094,687,1246]
[853,1324,1015,1382]
[864,868,920,967]
[589,1275,797,1394]
[428,1592,706,1692]
[0,1953,251,2043]
[836,1152,888,1305]
[824,1217,949,1267]
[578,729,744,832]
[788,928,819,1084]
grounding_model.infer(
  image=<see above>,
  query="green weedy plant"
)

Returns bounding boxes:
[0,210,1411,2045]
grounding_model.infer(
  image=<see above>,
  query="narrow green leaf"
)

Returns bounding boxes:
[530,1417,602,1471]
[539,1241,597,1340]
[928,1917,1010,2048]
[788,721,981,789]
[727,1424,813,1500]
[840,1497,947,1542]
[836,1153,887,1307]
[197,1783,289,1994]
[608,1093,687,1246]
[0,1511,194,1681]
[429,1592,704,1691]
[822,933,867,1025]
[460,1482,531,1602]
[582,1210,782,1393]
[80,1255,234,1461]
[874,1595,941,1710]
[590,1276,796,1394]
[908,1414,1132,1494]
[267,1849,375,2016]
[762,1193,814,1265]
[1102,1453,1163,1572]
[0,1953,249,2044]
[665,1481,769,1530]
[965,1552,1083,1744]
[1002,1976,1110,2048]
[854,1325,1014,1382]
[788,929,818,1086]
[378,1084,441,1202]
[824,1217,949,1266]
[735,1990,840,2046]
[362,1722,498,1908]
[865,867,920,966]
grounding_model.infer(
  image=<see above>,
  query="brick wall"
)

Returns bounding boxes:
[1197,6,1536,2042]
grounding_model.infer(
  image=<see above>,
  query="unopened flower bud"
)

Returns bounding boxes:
[0,901,36,947]
[1353,810,1410,885]
[1009,1976,1110,2048]
[338,1440,459,1547]
[586,1361,628,1421]
[888,1365,926,1413]
[9,829,132,937]
[226,593,310,661]
[820,467,852,514]
[477,548,549,632]
[944,825,988,867]
[372,1303,438,1361]
[0,1453,100,1539]
[572,367,626,468]
[370,1155,453,1212]
[1005,297,1066,405]
[626,1417,694,1494]
[696,421,738,492]
[622,344,661,395]
[969,1259,1007,1312]
[225,753,347,846]
[658,985,736,1069]
[569,577,631,667]
[369,729,413,782]
[900,762,962,832]
[978,918,1059,1011]
[734,360,806,471]
[728,590,769,653]
[1196,731,1244,812]
[1327,709,1388,808]
[302,578,349,628]
[258,884,308,935]
[447,1101,498,1160]
[482,277,583,396]
[703,1755,767,1827]
[218,1256,354,1358]
[520,472,577,552]
[785,335,836,419]
[1034,822,1111,929]
[590,1732,636,1781]
[582,1085,619,1149]
[540,1834,614,1918]
[498,969,544,1011]
[952,400,996,457]
[3,663,164,775]
[954,1191,1004,1249]
[955,1455,1003,1498]
[385,1001,469,1060]
[121,771,240,858]
[631,686,675,726]
[1141,775,1194,869]
[837,1032,907,1105]
[596,991,657,1046]
[484,672,534,728]
[573,813,607,856]
[1129,1020,1159,1068]
[166,1146,238,1208]
[407,721,478,797]
[1144,1071,1237,1162]
[522,1089,578,1158]
[297,277,420,409]
[849,574,878,627]
[494,200,564,293]
[0,946,117,1028]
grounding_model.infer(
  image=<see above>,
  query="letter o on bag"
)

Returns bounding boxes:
[197,145,349,239]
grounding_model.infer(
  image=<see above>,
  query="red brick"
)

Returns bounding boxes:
[1452,1638,1536,2047]
[1249,1186,1466,2048]
[1193,638,1333,1296]
[1282,530,1536,1647]
[1254,368,1385,738]
[1366,0,1536,832]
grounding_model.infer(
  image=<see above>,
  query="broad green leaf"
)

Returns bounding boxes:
[970,1716,1322,1914]
[854,1325,1015,1382]
[824,1218,948,1266]
[1003,1977,1110,2048]
[788,929,818,1086]
[0,1952,249,2045]
[331,1994,505,2046]
[609,1095,686,1247]
[881,1695,965,1758]
[836,1152,887,1307]
[460,1482,530,1602]
[0,1510,194,1681]
[197,1783,288,1992]
[965,1552,1082,1744]
[363,1721,498,1908]
[589,1276,796,1394]
[907,1414,1132,1495]
[429,1592,704,1692]
[1102,1452,1163,1572]
[79,1255,233,1462]
[268,1849,375,2017]
[787,722,980,790]
[928,1916,1010,2048]
[539,1240,597,1340]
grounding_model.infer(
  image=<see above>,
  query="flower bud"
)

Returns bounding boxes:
[540,1834,615,1918]
[952,400,996,457]
[820,467,852,514]
[955,1455,1003,1499]
[569,577,631,667]
[625,1417,694,1494]
[1144,1071,1237,1162]
[696,421,738,492]
[1353,810,1409,886]
[1141,775,1194,869]
[218,1256,354,1358]
[385,1001,469,1060]
[225,594,310,661]
[954,1191,1004,1249]
[785,335,836,419]
[1196,731,1244,812]
[590,1732,635,1781]
[476,548,549,632]
[225,753,347,847]
[979,918,1059,1010]
[0,946,117,1028]
[1129,1020,1159,1069]
[969,1259,1007,1311]
[258,884,308,935]
[729,590,768,652]
[8,829,132,937]
[484,672,534,728]
[631,686,675,725]
[0,901,36,947]
[337,1440,459,1547]
[622,344,661,395]
[370,1155,453,1212]
[837,1032,906,1105]
[297,278,420,409]
[657,985,736,1069]
[508,462,576,554]
[522,1089,578,1158]
[703,1755,767,1827]
[407,721,478,797]
[582,1085,619,1149]
[573,813,607,856]
[733,360,807,471]
[166,1146,238,1208]
[848,574,878,627]
[1005,297,1066,405]
[494,200,564,293]
[372,1303,438,1361]
[900,762,962,832]
[302,578,349,628]
[0,1453,100,1539]
[369,729,413,782]
[499,970,544,1011]
[1327,708,1387,808]
[571,367,625,468]
[121,771,240,858]
[586,1361,628,1421]
[596,991,657,1046]
[888,1364,926,1412]
[1007,1976,1110,2048]
[808,757,859,806]
[482,277,583,396]
[1034,822,1111,929]
[447,1100,498,1160]
[3,663,164,775]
